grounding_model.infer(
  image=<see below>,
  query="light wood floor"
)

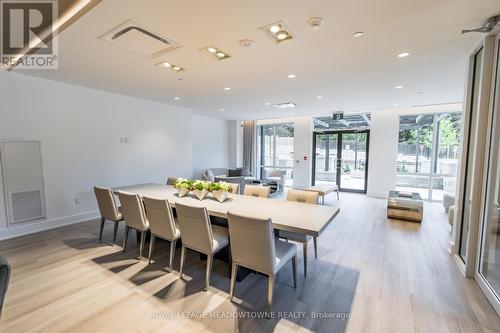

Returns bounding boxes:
[0,193,498,333]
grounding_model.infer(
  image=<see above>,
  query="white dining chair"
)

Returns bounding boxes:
[94,186,124,243]
[243,184,270,198]
[117,191,150,259]
[143,197,180,271]
[279,189,319,276]
[227,211,297,312]
[175,203,229,291]
[229,183,240,195]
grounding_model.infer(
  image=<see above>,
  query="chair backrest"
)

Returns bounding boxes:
[117,191,149,231]
[175,203,214,254]
[227,212,275,274]
[143,197,178,240]
[243,184,270,198]
[287,189,318,204]
[229,183,239,194]
[94,186,121,221]
[166,177,178,186]
[267,169,283,178]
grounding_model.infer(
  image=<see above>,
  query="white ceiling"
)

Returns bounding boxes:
[17,0,500,119]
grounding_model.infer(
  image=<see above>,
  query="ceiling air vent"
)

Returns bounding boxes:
[99,20,180,58]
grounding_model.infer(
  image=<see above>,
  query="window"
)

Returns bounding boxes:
[257,123,294,186]
[396,112,462,201]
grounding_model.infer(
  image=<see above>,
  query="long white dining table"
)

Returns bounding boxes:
[113,183,340,237]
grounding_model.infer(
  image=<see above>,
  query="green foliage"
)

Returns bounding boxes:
[192,180,209,191]
[174,178,193,190]
[208,181,232,193]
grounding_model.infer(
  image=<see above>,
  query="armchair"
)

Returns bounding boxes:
[264,168,286,192]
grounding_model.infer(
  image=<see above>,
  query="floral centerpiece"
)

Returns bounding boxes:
[209,181,232,203]
[174,178,193,197]
[192,180,209,200]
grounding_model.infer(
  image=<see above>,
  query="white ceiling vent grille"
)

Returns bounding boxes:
[99,20,180,58]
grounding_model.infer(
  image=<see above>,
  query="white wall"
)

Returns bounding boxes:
[0,70,228,240]
[192,114,229,178]
[227,120,243,169]
[367,103,463,197]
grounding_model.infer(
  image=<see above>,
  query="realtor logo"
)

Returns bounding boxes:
[1,0,58,69]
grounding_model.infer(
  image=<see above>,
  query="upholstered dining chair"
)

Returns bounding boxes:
[94,186,124,243]
[175,203,229,291]
[166,177,178,186]
[143,197,180,271]
[279,189,319,276]
[117,191,150,259]
[0,256,10,318]
[227,211,297,312]
[229,183,240,195]
[243,184,270,198]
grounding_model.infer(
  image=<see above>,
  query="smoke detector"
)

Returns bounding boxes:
[308,17,325,30]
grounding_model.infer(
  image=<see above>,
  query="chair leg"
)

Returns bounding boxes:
[229,262,238,301]
[112,221,119,243]
[98,217,105,242]
[267,274,275,313]
[139,231,146,259]
[148,235,156,264]
[168,239,177,272]
[337,189,340,200]
[204,254,213,291]
[292,256,297,288]
[179,245,186,279]
[302,242,308,277]
[313,236,318,259]
[122,226,129,253]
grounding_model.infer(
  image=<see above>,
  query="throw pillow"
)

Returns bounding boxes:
[206,169,215,181]
[228,169,242,177]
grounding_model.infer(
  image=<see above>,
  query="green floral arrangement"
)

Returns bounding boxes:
[174,178,193,190]
[192,180,209,191]
[208,181,233,193]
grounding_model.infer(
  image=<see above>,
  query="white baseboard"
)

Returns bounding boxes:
[0,210,100,241]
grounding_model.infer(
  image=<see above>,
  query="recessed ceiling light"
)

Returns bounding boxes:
[395,85,404,89]
[219,108,224,111]
[288,74,296,79]
[394,103,400,106]
[224,87,231,91]
[156,62,184,72]
[276,31,289,40]
[200,45,230,60]
[264,102,271,106]
[174,97,180,100]
[398,52,410,58]
[270,25,281,33]
[353,31,364,38]
[260,21,294,44]
[316,96,323,99]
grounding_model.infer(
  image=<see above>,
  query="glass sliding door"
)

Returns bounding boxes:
[312,130,369,193]
[257,123,294,186]
[459,47,484,261]
[478,36,500,314]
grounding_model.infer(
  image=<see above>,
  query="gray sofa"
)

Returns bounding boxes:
[201,168,256,194]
